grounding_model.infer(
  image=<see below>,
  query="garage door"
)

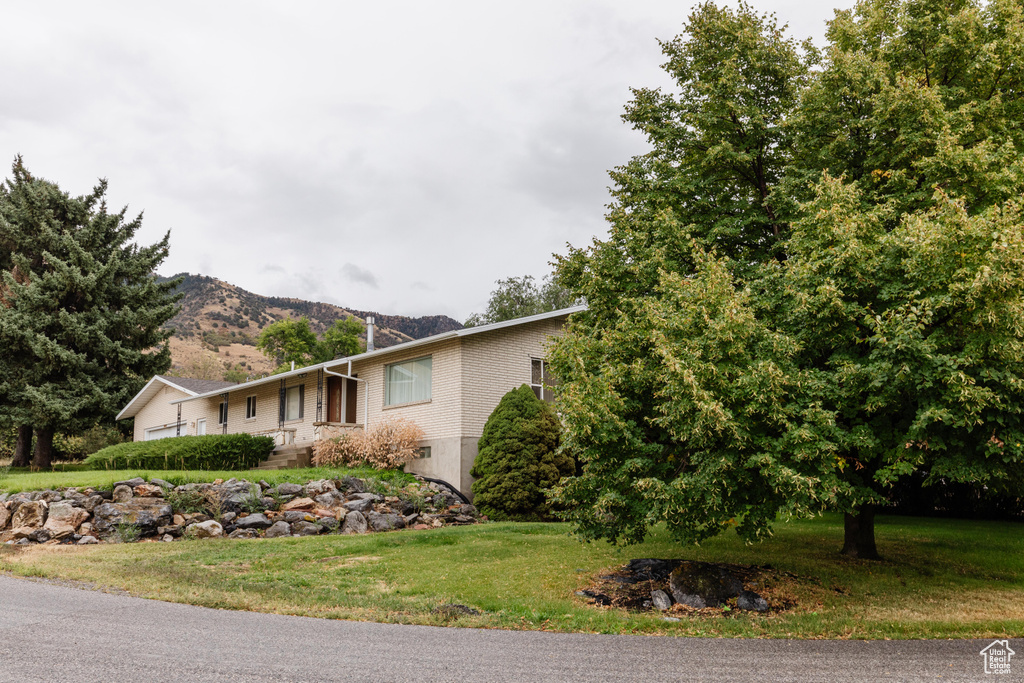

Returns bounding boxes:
[145,425,180,441]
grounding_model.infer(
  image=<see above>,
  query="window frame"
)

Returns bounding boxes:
[218,401,228,425]
[530,358,556,403]
[384,355,433,407]
[245,395,257,420]
[283,385,304,422]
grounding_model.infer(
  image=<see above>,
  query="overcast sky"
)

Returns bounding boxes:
[1,0,854,322]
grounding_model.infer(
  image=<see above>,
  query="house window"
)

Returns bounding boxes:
[245,395,257,420]
[416,446,431,459]
[284,385,304,421]
[531,358,556,402]
[218,401,228,425]
[385,356,432,406]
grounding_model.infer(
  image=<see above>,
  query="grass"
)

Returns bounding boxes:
[2,514,1021,639]
[0,466,415,494]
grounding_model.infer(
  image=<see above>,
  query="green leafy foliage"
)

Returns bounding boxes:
[257,315,364,372]
[83,434,275,471]
[549,0,1024,554]
[465,274,582,327]
[470,385,573,521]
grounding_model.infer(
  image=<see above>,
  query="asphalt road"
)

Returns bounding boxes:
[0,574,1007,682]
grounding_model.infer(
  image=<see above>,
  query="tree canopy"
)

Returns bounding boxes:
[549,0,1024,558]
[465,274,582,327]
[0,157,179,468]
[257,315,364,372]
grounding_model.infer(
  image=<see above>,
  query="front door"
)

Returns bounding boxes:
[196,419,206,436]
[327,376,358,423]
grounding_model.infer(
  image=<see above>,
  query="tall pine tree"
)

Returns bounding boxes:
[0,157,179,468]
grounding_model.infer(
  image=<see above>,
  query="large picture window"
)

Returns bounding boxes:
[385,356,432,406]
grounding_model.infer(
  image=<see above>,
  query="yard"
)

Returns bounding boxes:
[1,462,1021,640]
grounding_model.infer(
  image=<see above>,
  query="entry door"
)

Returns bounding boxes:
[327,377,358,423]
[196,419,206,436]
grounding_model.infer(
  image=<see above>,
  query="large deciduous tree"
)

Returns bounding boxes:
[549,0,1024,559]
[465,274,582,327]
[0,158,179,468]
[256,315,365,372]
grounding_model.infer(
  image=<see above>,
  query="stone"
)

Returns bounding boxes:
[651,590,673,611]
[161,534,174,542]
[11,501,47,529]
[290,521,322,536]
[264,521,291,538]
[92,498,173,536]
[412,523,431,530]
[157,525,183,537]
[79,523,93,536]
[403,513,419,526]
[38,490,63,503]
[737,590,769,612]
[319,517,339,531]
[459,504,479,516]
[172,514,186,526]
[228,528,260,540]
[282,511,315,523]
[234,513,272,530]
[340,476,365,493]
[43,502,90,539]
[81,495,105,513]
[0,506,10,531]
[312,509,335,519]
[668,561,743,609]
[314,492,344,508]
[113,477,146,490]
[228,528,260,539]
[77,535,99,545]
[220,512,238,525]
[304,479,336,497]
[186,520,224,538]
[112,485,134,503]
[341,511,368,534]
[282,497,315,512]
[275,483,303,497]
[341,497,374,513]
[28,528,52,543]
[133,484,164,497]
[149,478,173,490]
[366,511,405,532]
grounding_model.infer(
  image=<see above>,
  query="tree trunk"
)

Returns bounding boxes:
[11,425,32,467]
[841,504,880,560]
[31,427,54,471]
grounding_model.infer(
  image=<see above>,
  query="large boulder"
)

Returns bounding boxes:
[366,511,405,532]
[186,520,224,539]
[341,497,374,513]
[234,513,272,530]
[290,521,322,536]
[668,561,743,608]
[11,501,47,530]
[264,521,291,538]
[43,502,90,539]
[0,505,10,531]
[341,511,368,534]
[93,498,173,536]
[275,483,303,497]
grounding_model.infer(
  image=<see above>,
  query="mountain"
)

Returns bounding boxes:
[156,273,463,380]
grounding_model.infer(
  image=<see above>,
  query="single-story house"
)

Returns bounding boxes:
[118,305,582,496]
[116,375,239,441]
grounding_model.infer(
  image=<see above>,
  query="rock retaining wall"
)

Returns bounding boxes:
[0,475,479,546]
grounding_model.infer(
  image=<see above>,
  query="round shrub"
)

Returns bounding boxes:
[470,385,573,521]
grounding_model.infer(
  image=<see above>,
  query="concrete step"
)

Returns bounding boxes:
[253,444,312,470]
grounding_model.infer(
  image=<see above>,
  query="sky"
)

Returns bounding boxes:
[1,0,855,322]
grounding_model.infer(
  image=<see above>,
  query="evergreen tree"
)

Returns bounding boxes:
[0,158,179,468]
[470,385,573,521]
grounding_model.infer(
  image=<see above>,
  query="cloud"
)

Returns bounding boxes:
[341,263,379,289]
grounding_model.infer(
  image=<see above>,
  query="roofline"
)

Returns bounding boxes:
[116,376,198,420]
[171,304,586,405]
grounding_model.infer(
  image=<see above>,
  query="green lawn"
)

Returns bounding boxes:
[2,513,1021,639]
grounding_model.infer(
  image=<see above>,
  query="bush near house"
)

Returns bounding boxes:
[84,434,275,471]
[312,418,425,469]
[470,385,573,521]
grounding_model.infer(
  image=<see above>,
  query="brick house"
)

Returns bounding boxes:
[118,306,581,496]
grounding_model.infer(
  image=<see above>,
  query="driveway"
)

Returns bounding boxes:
[0,574,1004,682]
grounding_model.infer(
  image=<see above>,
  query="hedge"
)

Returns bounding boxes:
[84,434,276,471]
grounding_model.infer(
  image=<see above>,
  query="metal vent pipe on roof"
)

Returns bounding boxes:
[366,316,375,352]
